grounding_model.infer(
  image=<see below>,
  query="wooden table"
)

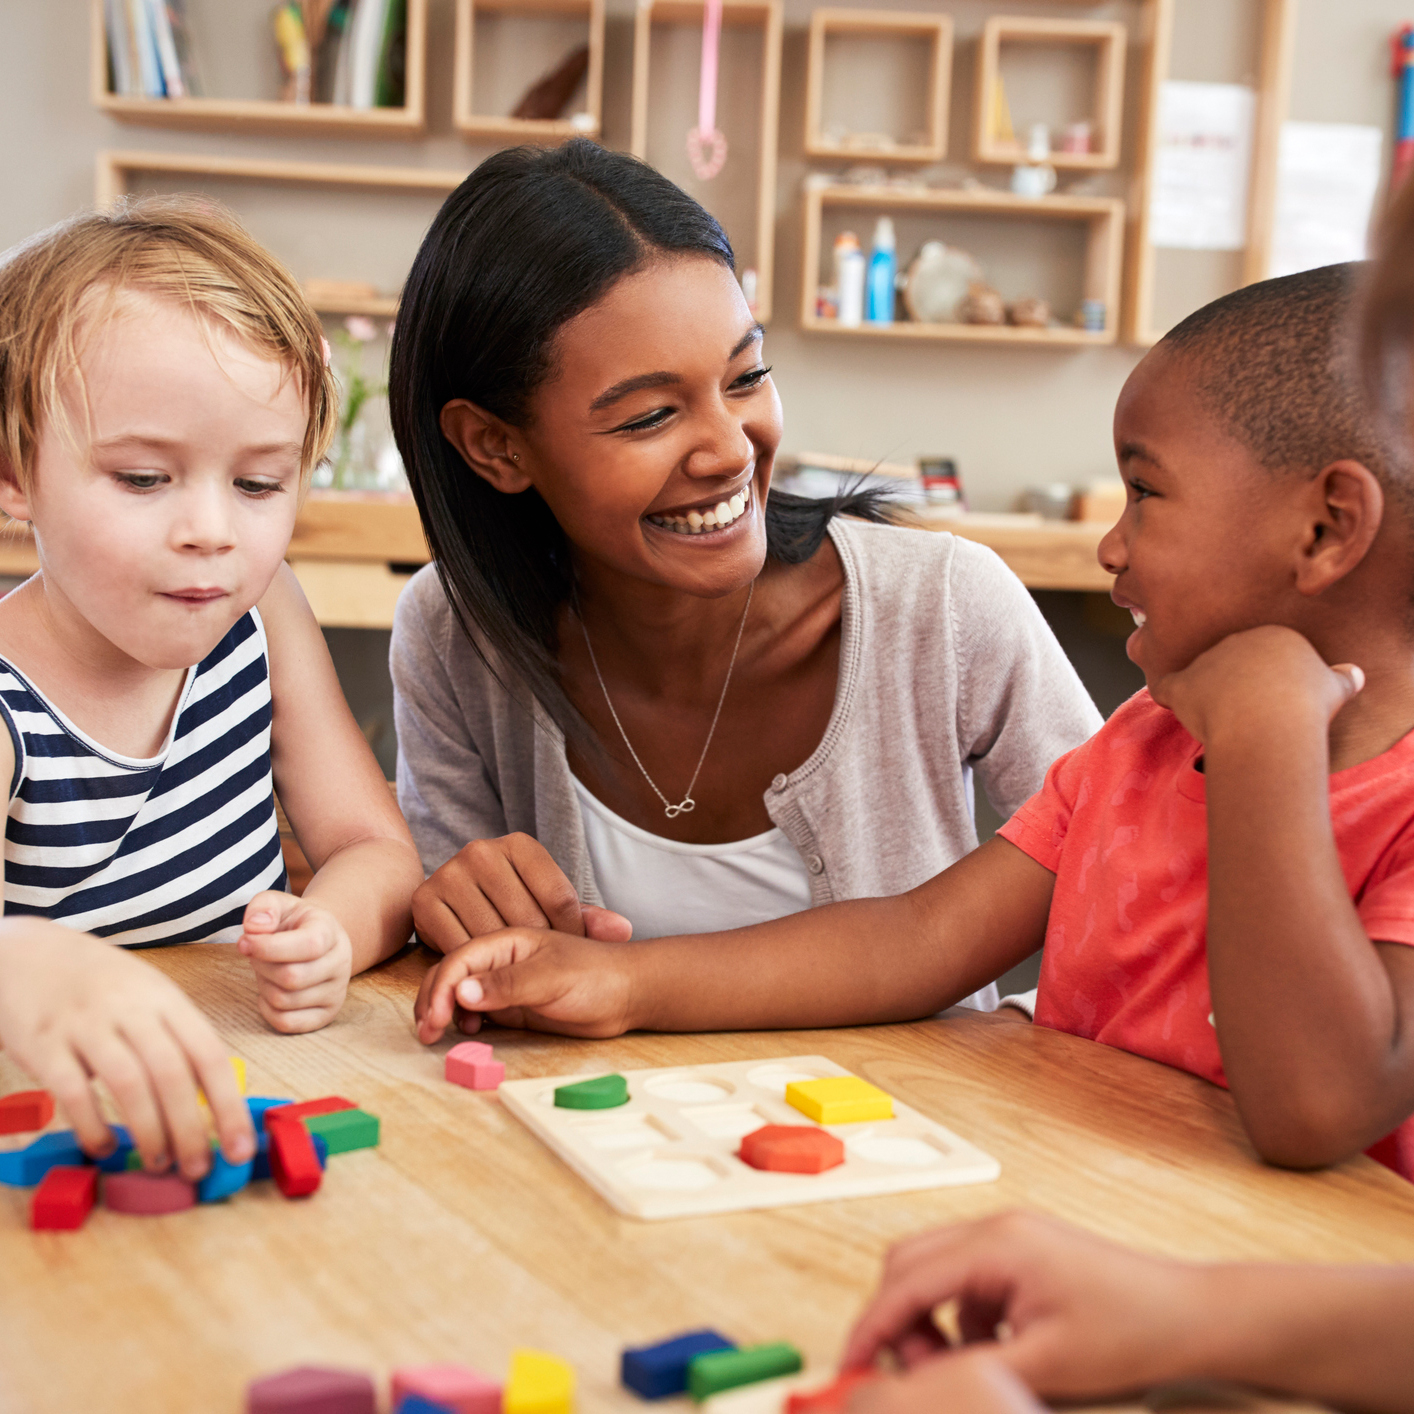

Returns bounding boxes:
[3,946,1412,1414]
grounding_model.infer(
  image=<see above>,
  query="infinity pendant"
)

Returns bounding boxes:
[664,798,697,819]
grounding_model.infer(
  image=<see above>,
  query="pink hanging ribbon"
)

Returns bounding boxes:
[687,0,728,179]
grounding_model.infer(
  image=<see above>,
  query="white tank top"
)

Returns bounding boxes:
[572,775,813,940]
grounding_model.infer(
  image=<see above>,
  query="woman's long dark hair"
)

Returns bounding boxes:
[389,139,889,738]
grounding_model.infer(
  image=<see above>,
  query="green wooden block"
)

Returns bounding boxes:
[303,1107,380,1155]
[553,1074,629,1110]
[125,1149,145,1171]
[687,1344,802,1401]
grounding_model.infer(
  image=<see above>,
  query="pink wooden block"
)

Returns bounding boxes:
[392,1363,503,1414]
[103,1171,196,1215]
[445,1042,505,1091]
[247,1366,376,1414]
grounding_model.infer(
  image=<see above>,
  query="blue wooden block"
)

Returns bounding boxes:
[397,1397,457,1414]
[252,1129,326,1182]
[0,1130,86,1188]
[622,1330,736,1400]
[197,1148,255,1203]
[246,1097,295,1130]
[95,1125,135,1173]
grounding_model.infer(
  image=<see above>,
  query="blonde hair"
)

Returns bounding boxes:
[0,195,336,490]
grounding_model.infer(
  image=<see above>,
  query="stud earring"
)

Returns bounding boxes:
[511,453,520,462]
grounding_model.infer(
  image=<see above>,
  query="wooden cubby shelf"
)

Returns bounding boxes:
[974,15,1126,171]
[90,0,428,138]
[95,151,468,316]
[804,9,953,165]
[800,184,1125,346]
[631,0,783,323]
[453,0,605,142]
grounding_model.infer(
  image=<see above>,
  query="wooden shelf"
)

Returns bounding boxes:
[90,0,428,138]
[631,0,783,323]
[287,491,429,563]
[310,296,400,319]
[453,0,605,143]
[800,184,1125,345]
[804,9,953,165]
[906,511,1113,592]
[974,15,1127,171]
[1123,0,1296,345]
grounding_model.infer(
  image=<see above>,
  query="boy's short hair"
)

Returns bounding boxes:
[1159,263,1405,500]
[0,196,336,489]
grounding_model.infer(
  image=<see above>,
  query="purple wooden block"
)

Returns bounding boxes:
[246,1365,376,1414]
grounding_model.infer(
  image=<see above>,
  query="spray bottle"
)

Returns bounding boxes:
[866,217,896,325]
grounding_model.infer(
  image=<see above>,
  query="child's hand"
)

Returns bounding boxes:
[1151,624,1364,747]
[413,927,634,1043]
[412,833,632,954]
[0,927,256,1180]
[848,1354,1040,1414]
[238,891,353,1033]
[842,1211,1205,1401]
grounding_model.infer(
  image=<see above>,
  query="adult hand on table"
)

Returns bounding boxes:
[848,1353,1040,1414]
[412,833,631,955]
[414,927,633,1042]
[0,924,256,1180]
[842,1211,1206,1402]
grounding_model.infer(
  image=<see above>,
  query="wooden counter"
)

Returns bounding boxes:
[2,944,1411,1413]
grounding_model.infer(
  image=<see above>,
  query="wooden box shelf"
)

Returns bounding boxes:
[453,0,605,143]
[800,184,1124,346]
[90,0,428,138]
[973,15,1127,171]
[630,0,783,323]
[804,9,953,165]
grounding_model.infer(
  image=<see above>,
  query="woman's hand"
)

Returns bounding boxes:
[0,925,256,1180]
[843,1211,1208,1401]
[238,891,353,1033]
[414,927,636,1042]
[412,833,632,954]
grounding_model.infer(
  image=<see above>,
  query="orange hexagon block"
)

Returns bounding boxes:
[738,1124,845,1174]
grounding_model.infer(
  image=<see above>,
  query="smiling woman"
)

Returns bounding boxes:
[388,140,1101,1022]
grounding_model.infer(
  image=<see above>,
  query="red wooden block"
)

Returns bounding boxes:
[103,1171,197,1215]
[31,1165,98,1230]
[247,1365,376,1414]
[266,1097,357,1123]
[0,1089,55,1136]
[738,1125,845,1174]
[785,1371,879,1414]
[445,1042,505,1091]
[267,1112,323,1198]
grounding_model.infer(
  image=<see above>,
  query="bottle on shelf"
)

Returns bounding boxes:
[866,217,896,325]
[834,231,865,327]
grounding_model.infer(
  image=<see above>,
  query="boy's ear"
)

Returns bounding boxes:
[0,452,33,524]
[439,399,532,495]
[1294,459,1384,596]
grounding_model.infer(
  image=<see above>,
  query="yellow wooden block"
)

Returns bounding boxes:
[785,1076,893,1125]
[198,1057,247,1113]
[504,1349,575,1414]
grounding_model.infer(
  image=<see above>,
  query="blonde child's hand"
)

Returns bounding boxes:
[1151,624,1364,748]
[848,1353,1040,1414]
[238,891,353,1033]
[413,927,633,1043]
[843,1211,1206,1402]
[413,832,632,954]
[0,927,255,1180]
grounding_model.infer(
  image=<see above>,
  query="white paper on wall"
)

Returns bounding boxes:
[1150,81,1256,251]
[1268,122,1384,280]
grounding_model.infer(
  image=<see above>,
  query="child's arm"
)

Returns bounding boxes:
[242,566,422,1033]
[414,836,1054,1041]
[1155,626,1414,1166]
[843,1212,1414,1414]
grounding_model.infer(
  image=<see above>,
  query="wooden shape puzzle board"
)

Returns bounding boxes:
[498,1055,999,1220]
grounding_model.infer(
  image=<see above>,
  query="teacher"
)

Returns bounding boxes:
[387,140,1099,1015]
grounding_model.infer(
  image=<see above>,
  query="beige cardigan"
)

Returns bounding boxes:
[390,518,1101,914]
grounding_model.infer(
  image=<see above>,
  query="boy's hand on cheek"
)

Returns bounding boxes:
[1151,625,1364,748]
[239,891,352,1034]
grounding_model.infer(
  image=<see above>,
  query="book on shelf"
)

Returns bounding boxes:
[105,0,200,99]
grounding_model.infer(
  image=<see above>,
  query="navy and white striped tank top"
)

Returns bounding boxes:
[0,610,287,947]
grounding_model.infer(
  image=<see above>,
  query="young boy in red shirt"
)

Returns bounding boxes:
[414,262,1414,1179]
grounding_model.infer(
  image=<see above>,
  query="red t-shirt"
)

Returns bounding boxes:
[997,690,1414,1181]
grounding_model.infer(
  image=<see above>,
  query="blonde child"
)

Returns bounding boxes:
[0,199,422,1181]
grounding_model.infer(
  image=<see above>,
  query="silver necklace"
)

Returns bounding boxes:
[578,583,754,819]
